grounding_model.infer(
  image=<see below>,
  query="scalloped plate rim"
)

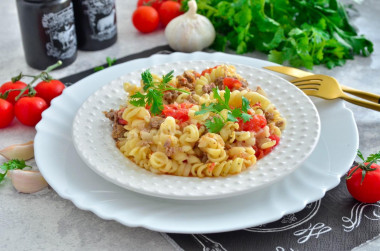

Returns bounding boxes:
[34,51,358,233]
[71,60,321,200]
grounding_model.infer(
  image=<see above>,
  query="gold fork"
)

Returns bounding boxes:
[291,75,380,111]
[264,66,380,104]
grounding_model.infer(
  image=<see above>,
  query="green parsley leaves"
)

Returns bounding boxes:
[94,57,117,72]
[0,159,31,183]
[129,69,189,115]
[195,87,251,133]
[182,0,373,69]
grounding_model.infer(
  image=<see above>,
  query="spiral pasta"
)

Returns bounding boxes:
[105,64,286,178]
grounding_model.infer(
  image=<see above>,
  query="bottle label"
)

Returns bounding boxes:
[82,0,117,41]
[42,3,77,60]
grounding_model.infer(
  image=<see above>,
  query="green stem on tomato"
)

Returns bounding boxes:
[14,61,62,101]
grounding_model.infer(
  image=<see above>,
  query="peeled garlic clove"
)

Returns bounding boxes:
[8,170,48,194]
[0,141,34,160]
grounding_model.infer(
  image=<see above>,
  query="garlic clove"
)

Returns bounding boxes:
[0,141,34,160]
[8,170,48,194]
[165,0,216,52]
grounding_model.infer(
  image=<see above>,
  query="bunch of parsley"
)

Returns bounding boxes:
[182,0,373,69]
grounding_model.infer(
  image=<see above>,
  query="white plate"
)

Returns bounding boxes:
[34,52,358,233]
[72,61,320,200]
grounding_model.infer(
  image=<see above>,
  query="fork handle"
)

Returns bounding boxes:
[341,85,380,104]
[341,93,380,111]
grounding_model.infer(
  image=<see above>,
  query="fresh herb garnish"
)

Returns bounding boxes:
[129,69,190,115]
[0,159,31,183]
[94,57,117,72]
[195,87,252,133]
[182,0,373,69]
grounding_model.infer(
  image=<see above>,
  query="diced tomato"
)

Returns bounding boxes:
[269,134,280,146]
[223,77,242,90]
[201,65,219,76]
[253,134,280,160]
[162,103,194,123]
[255,147,272,160]
[118,118,127,125]
[238,114,267,132]
[253,102,261,107]
[208,162,216,172]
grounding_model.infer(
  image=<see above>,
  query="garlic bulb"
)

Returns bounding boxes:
[8,170,48,194]
[165,0,216,52]
[0,141,34,160]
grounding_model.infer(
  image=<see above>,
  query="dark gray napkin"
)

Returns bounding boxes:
[168,176,380,251]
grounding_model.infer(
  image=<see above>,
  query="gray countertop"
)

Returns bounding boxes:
[0,0,379,250]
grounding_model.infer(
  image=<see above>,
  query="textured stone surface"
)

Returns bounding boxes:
[0,0,379,250]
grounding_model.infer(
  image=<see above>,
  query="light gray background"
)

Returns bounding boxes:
[0,0,379,250]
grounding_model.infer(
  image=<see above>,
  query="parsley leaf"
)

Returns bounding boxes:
[241,112,252,123]
[195,87,252,133]
[94,57,117,72]
[129,69,189,115]
[130,92,147,107]
[146,89,163,115]
[205,116,225,133]
[0,159,31,183]
[182,0,373,69]
[162,70,174,85]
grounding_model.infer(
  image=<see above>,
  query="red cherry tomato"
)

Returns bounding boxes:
[14,97,48,126]
[132,6,160,33]
[0,99,14,128]
[158,1,183,27]
[137,0,163,11]
[346,162,380,203]
[223,77,242,90]
[162,103,193,123]
[0,81,28,105]
[35,79,65,105]
[237,114,267,132]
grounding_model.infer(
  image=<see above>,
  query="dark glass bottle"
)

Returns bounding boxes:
[73,0,117,51]
[16,0,77,70]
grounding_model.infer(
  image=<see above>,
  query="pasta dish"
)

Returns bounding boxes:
[104,65,286,177]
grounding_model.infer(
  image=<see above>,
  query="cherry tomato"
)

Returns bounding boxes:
[237,114,267,132]
[35,79,65,105]
[14,97,48,126]
[132,6,160,33]
[158,1,183,27]
[137,0,163,11]
[162,103,193,123]
[0,99,14,128]
[223,77,242,90]
[0,81,28,105]
[346,162,380,203]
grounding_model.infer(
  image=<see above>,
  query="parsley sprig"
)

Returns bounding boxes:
[0,159,31,183]
[129,69,190,115]
[195,87,252,133]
